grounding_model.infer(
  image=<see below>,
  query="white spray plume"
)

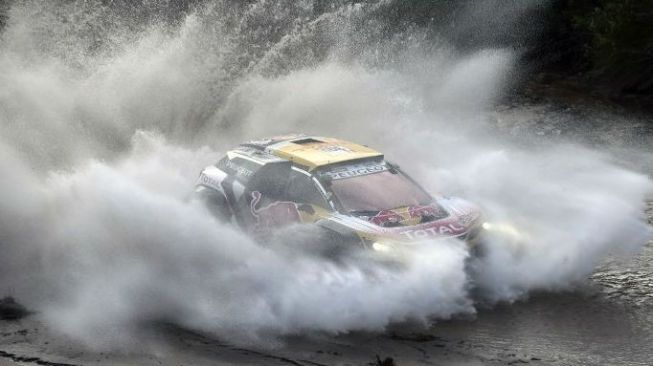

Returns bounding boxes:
[0,0,650,349]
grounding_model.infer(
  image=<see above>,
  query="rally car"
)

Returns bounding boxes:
[194,134,485,253]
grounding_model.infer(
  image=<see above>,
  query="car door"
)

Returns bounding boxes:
[282,169,332,223]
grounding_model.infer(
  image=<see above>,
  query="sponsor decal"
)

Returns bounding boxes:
[225,159,253,178]
[199,173,222,190]
[323,161,388,180]
[397,222,467,240]
[365,205,446,227]
[318,145,353,155]
[250,191,301,229]
[408,205,442,219]
[370,210,404,226]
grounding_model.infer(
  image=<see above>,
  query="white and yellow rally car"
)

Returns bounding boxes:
[195,134,485,252]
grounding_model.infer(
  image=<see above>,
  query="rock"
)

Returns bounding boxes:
[376,355,396,366]
[0,297,30,320]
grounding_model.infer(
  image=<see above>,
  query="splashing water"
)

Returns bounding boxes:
[0,0,650,348]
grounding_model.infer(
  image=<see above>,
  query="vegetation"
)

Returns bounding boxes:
[0,297,29,320]
[559,0,653,96]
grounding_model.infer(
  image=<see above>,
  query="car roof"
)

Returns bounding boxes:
[239,134,383,171]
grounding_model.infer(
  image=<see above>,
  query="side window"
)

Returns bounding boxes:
[246,161,291,200]
[285,171,329,209]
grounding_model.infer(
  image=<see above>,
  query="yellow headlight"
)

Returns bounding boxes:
[481,221,523,240]
[372,241,394,252]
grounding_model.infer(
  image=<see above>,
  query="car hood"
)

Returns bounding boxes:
[324,196,481,242]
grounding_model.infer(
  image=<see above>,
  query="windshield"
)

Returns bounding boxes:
[328,170,432,213]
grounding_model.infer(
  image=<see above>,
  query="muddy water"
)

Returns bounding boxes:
[2,93,651,366]
[271,94,653,365]
[423,94,653,365]
[0,1,653,365]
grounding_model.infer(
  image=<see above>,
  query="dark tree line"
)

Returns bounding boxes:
[539,0,653,98]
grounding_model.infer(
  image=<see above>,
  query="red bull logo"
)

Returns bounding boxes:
[369,205,445,227]
[370,210,404,226]
[408,205,440,219]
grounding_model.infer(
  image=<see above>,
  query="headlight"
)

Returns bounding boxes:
[372,241,394,252]
[481,221,523,240]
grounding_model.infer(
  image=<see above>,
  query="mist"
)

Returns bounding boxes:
[0,0,651,349]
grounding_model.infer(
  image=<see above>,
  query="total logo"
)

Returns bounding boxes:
[398,222,466,240]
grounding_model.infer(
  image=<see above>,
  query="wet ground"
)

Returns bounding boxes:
[1,86,652,365]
